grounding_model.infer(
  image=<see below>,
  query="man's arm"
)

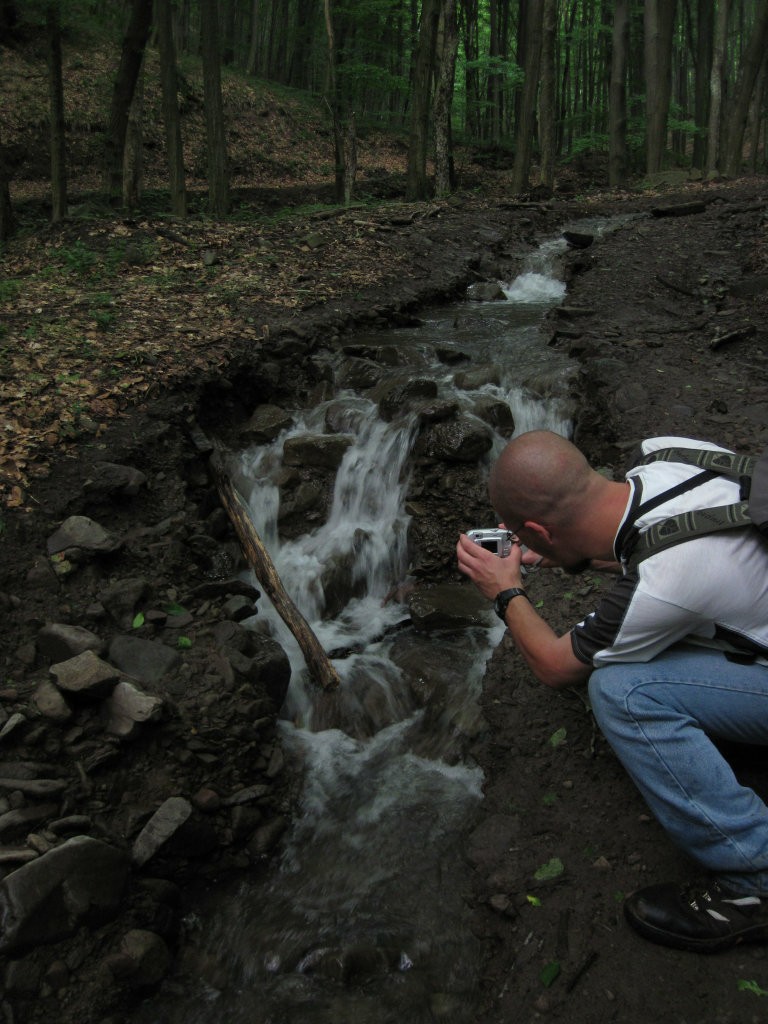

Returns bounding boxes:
[456,533,592,689]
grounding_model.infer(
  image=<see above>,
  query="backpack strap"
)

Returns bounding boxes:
[623,445,762,567]
[639,447,756,494]
[627,498,752,566]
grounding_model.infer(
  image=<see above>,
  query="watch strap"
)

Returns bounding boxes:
[494,587,529,620]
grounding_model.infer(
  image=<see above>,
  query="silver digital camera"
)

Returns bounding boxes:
[466,528,513,558]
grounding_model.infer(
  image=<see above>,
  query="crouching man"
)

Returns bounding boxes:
[456,429,768,953]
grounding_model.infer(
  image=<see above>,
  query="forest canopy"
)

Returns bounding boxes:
[0,0,767,232]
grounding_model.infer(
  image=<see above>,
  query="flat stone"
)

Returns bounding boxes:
[108,636,180,685]
[37,623,104,662]
[131,797,193,867]
[0,835,130,953]
[50,649,120,697]
[104,681,163,738]
[46,516,121,556]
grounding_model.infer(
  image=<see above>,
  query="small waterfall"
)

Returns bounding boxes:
[135,224,602,1024]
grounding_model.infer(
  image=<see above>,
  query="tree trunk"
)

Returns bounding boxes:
[157,0,187,218]
[644,0,677,175]
[706,0,730,175]
[201,0,230,218]
[246,0,260,75]
[0,126,15,245]
[46,0,67,223]
[608,0,629,186]
[103,0,153,205]
[511,0,543,194]
[122,55,144,210]
[692,0,713,169]
[406,0,440,200]
[723,3,768,176]
[433,0,458,196]
[538,0,556,190]
[323,0,355,204]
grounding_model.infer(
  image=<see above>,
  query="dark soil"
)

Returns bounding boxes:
[1,173,768,1024]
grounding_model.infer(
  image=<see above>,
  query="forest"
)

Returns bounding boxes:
[2,0,768,237]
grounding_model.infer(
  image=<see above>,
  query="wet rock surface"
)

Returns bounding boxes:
[0,179,766,1023]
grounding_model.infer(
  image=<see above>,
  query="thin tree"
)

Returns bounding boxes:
[724,2,768,177]
[323,0,356,204]
[46,0,66,223]
[122,55,145,209]
[511,0,543,194]
[0,126,15,245]
[406,0,441,200]
[706,0,730,175]
[644,0,677,174]
[433,0,458,196]
[608,0,629,186]
[538,0,556,190]
[692,0,714,170]
[157,0,187,217]
[103,0,153,205]
[200,0,230,217]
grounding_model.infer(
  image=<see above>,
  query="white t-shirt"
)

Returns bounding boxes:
[571,437,768,667]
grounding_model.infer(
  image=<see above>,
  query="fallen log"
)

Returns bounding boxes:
[651,201,706,218]
[209,448,341,692]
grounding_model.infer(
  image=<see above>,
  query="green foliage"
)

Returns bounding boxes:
[738,980,768,997]
[0,279,21,304]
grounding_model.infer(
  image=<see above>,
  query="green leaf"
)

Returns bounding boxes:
[534,857,564,881]
[526,894,541,907]
[166,602,187,615]
[177,636,192,649]
[737,979,768,997]
[132,611,145,629]
[540,961,560,988]
[542,792,557,806]
[549,727,567,748]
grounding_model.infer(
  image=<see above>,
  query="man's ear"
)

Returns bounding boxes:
[523,521,553,544]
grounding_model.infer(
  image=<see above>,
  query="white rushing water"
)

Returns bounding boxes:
[135,224,599,1024]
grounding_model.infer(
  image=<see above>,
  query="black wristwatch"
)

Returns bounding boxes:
[494,587,529,621]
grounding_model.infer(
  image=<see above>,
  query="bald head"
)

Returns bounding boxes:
[489,430,596,530]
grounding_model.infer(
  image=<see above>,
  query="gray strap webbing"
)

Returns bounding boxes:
[629,500,752,565]
[640,447,756,480]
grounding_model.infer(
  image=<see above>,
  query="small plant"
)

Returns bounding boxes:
[0,278,21,304]
[61,240,98,275]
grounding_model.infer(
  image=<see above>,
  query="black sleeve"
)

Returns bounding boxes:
[570,570,641,665]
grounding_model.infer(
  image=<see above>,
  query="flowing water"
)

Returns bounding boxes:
[136,219,620,1024]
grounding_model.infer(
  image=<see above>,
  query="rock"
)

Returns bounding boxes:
[239,404,293,444]
[408,583,493,631]
[114,929,171,988]
[282,433,354,470]
[50,649,120,698]
[0,805,60,842]
[99,578,151,629]
[453,365,501,390]
[418,417,493,463]
[32,679,73,721]
[247,815,287,858]
[336,357,384,390]
[108,636,181,685]
[466,281,506,301]
[131,797,193,866]
[472,396,515,434]
[37,622,105,662]
[46,516,122,557]
[372,376,439,421]
[104,681,164,738]
[0,836,130,953]
[83,462,147,499]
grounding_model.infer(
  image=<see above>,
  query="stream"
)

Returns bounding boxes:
[135,218,619,1024]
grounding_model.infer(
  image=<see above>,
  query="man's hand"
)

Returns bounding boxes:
[456,532,525,600]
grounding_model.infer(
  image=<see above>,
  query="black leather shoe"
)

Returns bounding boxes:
[624,879,768,953]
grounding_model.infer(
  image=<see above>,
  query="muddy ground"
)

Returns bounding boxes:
[1,174,767,1024]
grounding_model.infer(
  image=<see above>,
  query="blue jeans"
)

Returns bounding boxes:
[588,645,768,895]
